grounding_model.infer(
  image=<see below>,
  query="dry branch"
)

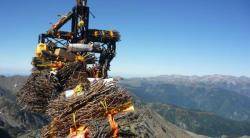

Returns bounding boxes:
[41,81,132,137]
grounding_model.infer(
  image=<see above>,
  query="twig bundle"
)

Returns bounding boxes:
[41,81,132,137]
[17,70,60,113]
[17,62,135,138]
[88,29,121,42]
[56,62,87,88]
[63,70,90,91]
[17,62,88,114]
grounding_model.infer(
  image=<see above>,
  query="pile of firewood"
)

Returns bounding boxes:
[41,80,132,137]
[17,62,88,113]
[17,61,134,138]
[17,70,60,113]
[56,62,87,87]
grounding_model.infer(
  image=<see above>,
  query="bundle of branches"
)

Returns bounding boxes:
[41,80,132,137]
[56,61,87,88]
[17,70,60,113]
[63,69,90,91]
[88,29,121,43]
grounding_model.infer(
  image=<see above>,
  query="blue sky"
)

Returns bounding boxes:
[0,0,249,77]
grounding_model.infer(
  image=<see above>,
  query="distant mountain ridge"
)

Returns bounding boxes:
[150,75,250,97]
[120,75,250,121]
[120,75,250,137]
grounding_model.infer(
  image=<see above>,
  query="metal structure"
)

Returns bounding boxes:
[18,2,136,137]
[34,0,120,78]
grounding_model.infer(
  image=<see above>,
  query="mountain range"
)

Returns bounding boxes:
[0,74,250,137]
[120,75,250,122]
[119,75,250,137]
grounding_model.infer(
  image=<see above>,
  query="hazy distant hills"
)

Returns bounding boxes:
[147,75,250,97]
[120,75,250,122]
[120,75,250,137]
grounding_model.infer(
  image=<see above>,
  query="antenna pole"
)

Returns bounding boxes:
[76,0,87,6]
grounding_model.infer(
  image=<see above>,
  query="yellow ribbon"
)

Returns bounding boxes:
[74,84,84,95]
[100,100,108,112]
[73,112,77,128]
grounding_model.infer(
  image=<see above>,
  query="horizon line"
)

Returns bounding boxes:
[1,73,250,79]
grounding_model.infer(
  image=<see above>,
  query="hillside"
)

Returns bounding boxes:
[0,75,27,97]
[0,96,47,137]
[120,75,250,121]
[148,103,250,137]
